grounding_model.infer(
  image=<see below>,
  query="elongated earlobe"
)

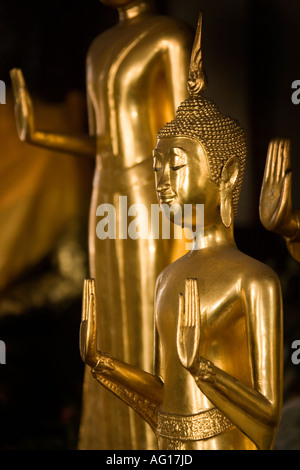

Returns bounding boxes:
[220,190,232,227]
[220,157,239,227]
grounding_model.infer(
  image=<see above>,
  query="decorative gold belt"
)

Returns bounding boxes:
[157,408,234,441]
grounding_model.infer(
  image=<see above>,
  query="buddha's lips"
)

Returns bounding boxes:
[157,191,176,204]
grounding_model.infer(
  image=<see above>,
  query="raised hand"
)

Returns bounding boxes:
[80,278,114,372]
[80,278,99,368]
[259,138,296,237]
[177,278,201,370]
[10,68,35,142]
[177,279,216,383]
[10,68,96,156]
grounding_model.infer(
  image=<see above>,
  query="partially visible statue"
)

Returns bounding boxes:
[10,0,193,449]
[80,15,283,450]
[260,138,300,262]
[0,89,92,294]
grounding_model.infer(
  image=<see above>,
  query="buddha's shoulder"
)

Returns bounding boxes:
[226,249,282,295]
[155,248,281,292]
[88,15,192,54]
[234,249,278,275]
[155,252,191,292]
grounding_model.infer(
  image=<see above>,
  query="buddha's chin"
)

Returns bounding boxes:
[159,197,175,206]
[158,199,184,224]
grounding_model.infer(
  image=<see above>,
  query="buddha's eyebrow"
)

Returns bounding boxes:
[152,149,164,161]
[169,147,187,157]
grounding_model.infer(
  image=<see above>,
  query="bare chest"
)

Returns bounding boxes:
[155,270,249,374]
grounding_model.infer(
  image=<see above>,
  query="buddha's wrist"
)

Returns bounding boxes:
[285,212,300,242]
[92,352,115,375]
[191,358,216,384]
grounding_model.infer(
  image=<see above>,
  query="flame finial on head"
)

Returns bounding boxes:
[157,13,247,217]
[187,13,207,96]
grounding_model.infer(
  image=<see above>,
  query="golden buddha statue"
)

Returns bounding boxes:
[260,138,300,262]
[10,0,193,449]
[80,15,283,450]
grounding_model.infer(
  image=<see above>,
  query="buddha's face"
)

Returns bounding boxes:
[153,136,219,227]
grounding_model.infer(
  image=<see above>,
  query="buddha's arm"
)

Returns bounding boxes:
[90,354,163,431]
[22,130,96,157]
[10,68,96,157]
[193,275,283,450]
[80,278,163,431]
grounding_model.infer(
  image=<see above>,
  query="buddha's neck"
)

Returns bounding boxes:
[191,221,236,252]
[118,1,153,23]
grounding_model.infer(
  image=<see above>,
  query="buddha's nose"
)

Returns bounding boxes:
[156,164,171,192]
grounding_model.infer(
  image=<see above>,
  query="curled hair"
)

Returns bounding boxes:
[157,95,247,216]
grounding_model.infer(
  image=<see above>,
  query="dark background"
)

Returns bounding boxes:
[0,0,300,450]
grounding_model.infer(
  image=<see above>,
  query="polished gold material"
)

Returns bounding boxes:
[187,14,206,96]
[81,15,283,450]
[156,408,234,442]
[10,0,193,449]
[80,278,163,433]
[260,138,300,261]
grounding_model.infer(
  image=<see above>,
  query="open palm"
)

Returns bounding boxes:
[80,278,99,368]
[259,138,293,235]
[177,279,201,370]
[10,68,35,141]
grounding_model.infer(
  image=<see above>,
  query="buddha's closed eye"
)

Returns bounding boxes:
[170,163,186,171]
[153,148,187,172]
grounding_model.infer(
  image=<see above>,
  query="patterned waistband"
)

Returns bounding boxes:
[157,408,234,441]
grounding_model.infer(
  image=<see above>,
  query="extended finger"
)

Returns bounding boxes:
[272,139,283,183]
[184,280,189,326]
[85,295,96,361]
[90,278,98,331]
[192,279,201,350]
[178,292,186,329]
[276,138,291,183]
[265,139,275,180]
[193,279,200,328]
[80,279,89,360]
[276,139,286,181]
[189,279,192,326]
[282,138,291,173]
[177,293,186,365]
[82,279,89,322]
[10,69,20,98]
[277,170,292,216]
[85,279,97,361]
[191,279,196,326]
[87,280,96,339]
[10,68,26,98]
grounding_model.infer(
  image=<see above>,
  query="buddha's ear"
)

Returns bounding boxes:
[220,157,239,227]
[220,156,239,190]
